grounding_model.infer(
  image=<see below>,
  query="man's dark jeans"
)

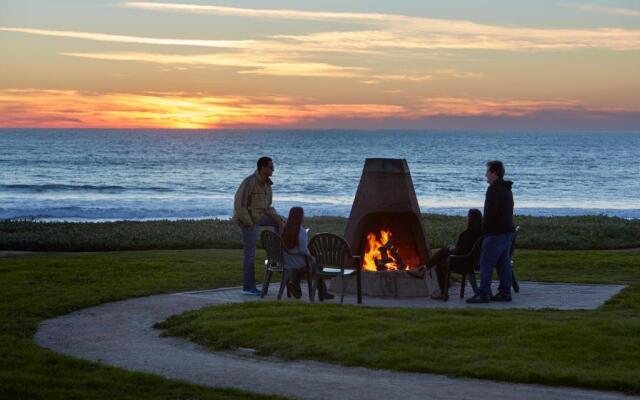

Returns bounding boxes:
[240,214,279,291]
[478,232,514,297]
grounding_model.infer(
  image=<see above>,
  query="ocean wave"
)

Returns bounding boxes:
[0,206,229,221]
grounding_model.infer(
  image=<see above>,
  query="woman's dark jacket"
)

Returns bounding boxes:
[452,228,482,255]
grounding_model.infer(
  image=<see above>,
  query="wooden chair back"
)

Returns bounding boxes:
[510,226,519,258]
[447,236,484,273]
[510,226,520,293]
[468,236,485,269]
[308,233,352,272]
[260,230,284,271]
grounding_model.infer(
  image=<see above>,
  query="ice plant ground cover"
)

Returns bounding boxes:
[1,214,639,251]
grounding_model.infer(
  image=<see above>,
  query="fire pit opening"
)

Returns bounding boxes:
[359,211,424,271]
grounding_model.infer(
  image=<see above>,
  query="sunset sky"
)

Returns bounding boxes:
[1,0,639,129]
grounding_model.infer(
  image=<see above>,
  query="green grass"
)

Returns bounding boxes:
[155,249,640,394]
[2,214,639,251]
[3,248,640,397]
[516,249,640,285]
[0,249,284,400]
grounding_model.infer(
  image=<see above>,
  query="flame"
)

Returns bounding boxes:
[363,229,404,271]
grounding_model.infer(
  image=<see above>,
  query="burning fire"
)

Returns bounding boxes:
[363,229,407,271]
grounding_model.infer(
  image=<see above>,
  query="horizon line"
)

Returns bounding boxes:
[1,127,638,133]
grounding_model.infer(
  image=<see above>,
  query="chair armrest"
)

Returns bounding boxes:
[447,254,472,270]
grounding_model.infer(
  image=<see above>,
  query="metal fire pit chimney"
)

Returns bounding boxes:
[336,158,435,297]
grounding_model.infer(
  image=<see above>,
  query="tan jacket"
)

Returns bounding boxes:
[233,171,283,226]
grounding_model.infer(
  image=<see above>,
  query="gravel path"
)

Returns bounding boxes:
[36,284,636,400]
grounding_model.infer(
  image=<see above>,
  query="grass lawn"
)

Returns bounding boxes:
[2,248,639,398]
[155,249,640,394]
[0,249,284,400]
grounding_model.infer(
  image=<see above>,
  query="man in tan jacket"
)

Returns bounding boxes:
[233,156,284,295]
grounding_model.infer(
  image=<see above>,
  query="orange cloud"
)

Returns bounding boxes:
[62,52,365,77]
[123,2,640,50]
[416,97,588,117]
[361,69,483,85]
[0,89,408,128]
[3,89,637,129]
[7,3,640,56]
[0,27,254,48]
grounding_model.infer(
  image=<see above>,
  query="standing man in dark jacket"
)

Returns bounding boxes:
[467,160,516,303]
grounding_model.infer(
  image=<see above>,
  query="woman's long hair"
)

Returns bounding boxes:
[282,207,304,249]
[467,208,482,234]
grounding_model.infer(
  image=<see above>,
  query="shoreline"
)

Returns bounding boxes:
[4,208,640,223]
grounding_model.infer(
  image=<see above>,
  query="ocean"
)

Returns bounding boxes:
[1,129,639,221]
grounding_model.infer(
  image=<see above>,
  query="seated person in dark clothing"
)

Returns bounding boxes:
[409,208,482,299]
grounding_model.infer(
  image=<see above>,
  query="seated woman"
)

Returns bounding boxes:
[409,208,482,299]
[281,207,333,300]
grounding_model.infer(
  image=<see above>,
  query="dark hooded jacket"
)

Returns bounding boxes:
[483,178,515,235]
[453,227,483,255]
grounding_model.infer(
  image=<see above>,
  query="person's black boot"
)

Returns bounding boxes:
[491,292,512,302]
[287,282,302,299]
[466,294,490,304]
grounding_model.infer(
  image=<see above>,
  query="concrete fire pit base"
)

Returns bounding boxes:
[330,270,438,297]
